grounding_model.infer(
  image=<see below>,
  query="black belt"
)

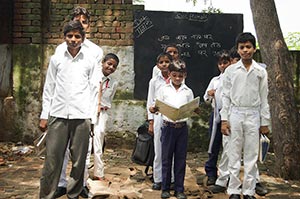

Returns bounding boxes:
[163,120,187,129]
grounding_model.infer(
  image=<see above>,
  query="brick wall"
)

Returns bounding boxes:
[12,0,143,46]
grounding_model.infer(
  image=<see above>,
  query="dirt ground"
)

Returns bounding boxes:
[0,142,300,199]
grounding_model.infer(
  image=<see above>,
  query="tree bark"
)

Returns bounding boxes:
[250,0,300,179]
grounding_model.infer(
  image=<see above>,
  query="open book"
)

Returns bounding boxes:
[155,97,200,121]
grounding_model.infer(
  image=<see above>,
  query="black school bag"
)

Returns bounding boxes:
[131,121,155,176]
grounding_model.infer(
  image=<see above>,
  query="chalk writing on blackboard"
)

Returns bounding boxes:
[134,16,154,38]
[174,13,209,22]
[158,35,170,42]
[157,33,222,58]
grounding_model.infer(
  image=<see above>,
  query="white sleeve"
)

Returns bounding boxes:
[40,56,57,119]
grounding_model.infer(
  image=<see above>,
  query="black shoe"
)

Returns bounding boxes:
[229,194,241,199]
[174,192,187,199]
[207,176,217,186]
[161,190,170,198]
[54,186,66,198]
[152,182,162,190]
[79,186,89,198]
[243,195,256,199]
[255,183,268,196]
[209,184,226,193]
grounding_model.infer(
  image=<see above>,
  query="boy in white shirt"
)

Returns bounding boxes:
[91,53,119,180]
[147,52,172,190]
[220,32,270,199]
[150,62,200,199]
[203,50,231,186]
[39,20,99,199]
[54,6,104,198]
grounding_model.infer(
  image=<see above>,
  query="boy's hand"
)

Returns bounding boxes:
[194,107,201,115]
[259,126,270,135]
[148,120,154,135]
[149,106,159,113]
[39,119,48,132]
[207,89,215,97]
[221,120,230,136]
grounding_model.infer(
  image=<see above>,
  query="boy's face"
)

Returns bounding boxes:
[65,30,83,50]
[74,15,89,31]
[102,58,118,76]
[169,71,186,87]
[166,47,179,60]
[218,59,231,73]
[157,56,171,73]
[237,41,256,61]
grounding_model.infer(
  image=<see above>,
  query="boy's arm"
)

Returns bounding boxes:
[40,56,57,120]
[259,68,271,126]
[220,69,231,135]
[146,79,156,120]
[107,80,118,108]
[203,77,215,104]
[89,61,102,124]
[39,56,57,131]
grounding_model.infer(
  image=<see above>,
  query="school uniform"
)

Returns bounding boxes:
[56,38,104,188]
[220,60,270,196]
[203,74,223,180]
[146,72,169,184]
[91,73,118,178]
[39,46,99,199]
[157,83,194,193]
[55,38,104,64]
[152,65,160,78]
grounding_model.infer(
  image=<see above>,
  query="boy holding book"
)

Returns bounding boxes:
[150,62,199,199]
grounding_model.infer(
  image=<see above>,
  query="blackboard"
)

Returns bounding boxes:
[133,10,243,100]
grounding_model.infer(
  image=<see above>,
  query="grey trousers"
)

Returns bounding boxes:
[39,117,90,199]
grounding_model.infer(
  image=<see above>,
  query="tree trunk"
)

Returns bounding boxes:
[250,0,300,179]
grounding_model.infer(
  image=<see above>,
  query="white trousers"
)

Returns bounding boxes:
[227,107,260,196]
[153,114,163,183]
[153,114,174,183]
[216,135,261,187]
[58,137,92,187]
[91,111,108,178]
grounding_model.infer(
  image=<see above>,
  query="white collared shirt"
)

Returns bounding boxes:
[40,46,99,120]
[157,82,194,122]
[55,38,103,64]
[147,72,169,120]
[91,72,118,123]
[220,60,270,126]
[203,74,222,109]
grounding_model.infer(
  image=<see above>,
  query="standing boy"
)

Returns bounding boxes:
[39,20,99,199]
[55,6,103,198]
[203,50,231,186]
[147,52,172,190]
[92,53,119,181]
[210,47,268,196]
[220,32,270,199]
[150,62,199,199]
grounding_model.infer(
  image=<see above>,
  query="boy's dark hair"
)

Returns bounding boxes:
[229,46,241,59]
[63,20,85,38]
[156,52,173,63]
[235,32,256,49]
[163,43,181,56]
[169,59,186,73]
[72,6,90,22]
[103,53,119,65]
[216,50,231,63]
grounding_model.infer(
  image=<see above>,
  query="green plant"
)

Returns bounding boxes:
[284,32,300,50]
